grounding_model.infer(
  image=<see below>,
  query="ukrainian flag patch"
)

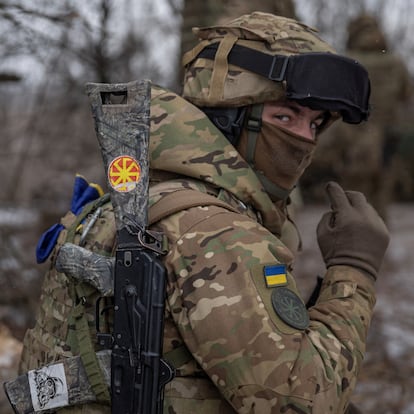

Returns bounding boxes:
[263,264,287,288]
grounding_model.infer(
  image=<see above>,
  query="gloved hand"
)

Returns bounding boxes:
[316,181,390,280]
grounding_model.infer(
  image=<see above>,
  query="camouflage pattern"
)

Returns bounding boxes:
[19,198,116,371]
[18,199,116,414]
[150,84,286,236]
[149,86,376,413]
[180,0,297,58]
[182,11,336,107]
[85,80,151,233]
[5,350,111,413]
[56,243,115,297]
[18,83,377,413]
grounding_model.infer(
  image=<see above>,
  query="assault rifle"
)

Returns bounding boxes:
[86,79,175,414]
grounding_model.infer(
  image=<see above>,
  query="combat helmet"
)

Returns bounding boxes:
[182,12,371,144]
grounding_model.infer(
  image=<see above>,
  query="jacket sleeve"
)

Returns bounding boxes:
[161,205,376,414]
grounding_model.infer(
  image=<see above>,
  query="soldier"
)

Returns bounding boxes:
[309,13,412,220]
[16,12,389,414]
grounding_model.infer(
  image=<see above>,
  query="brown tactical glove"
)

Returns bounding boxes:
[316,181,390,280]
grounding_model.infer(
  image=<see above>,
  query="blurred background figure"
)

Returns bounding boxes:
[303,13,412,222]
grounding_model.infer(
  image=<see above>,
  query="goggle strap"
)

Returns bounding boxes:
[195,42,370,123]
[195,42,289,81]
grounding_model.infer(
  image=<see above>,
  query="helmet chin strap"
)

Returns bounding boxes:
[256,172,293,202]
[245,104,293,202]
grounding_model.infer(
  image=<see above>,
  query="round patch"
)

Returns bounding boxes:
[108,155,141,193]
[271,287,309,330]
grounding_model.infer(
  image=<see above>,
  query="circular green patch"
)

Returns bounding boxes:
[271,287,309,330]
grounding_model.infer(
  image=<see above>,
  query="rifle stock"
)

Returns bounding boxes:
[85,79,174,414]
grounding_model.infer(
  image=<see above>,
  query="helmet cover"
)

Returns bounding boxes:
[182,12,336,107]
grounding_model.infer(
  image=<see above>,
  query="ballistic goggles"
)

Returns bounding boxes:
[197,43,371,124]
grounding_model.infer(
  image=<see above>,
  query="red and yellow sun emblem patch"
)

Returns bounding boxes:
[108,155,141,192]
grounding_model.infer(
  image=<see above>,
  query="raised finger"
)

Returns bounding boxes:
[325,181,349,211]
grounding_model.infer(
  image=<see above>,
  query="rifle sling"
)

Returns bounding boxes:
[73,296,111,404]
[66,195,113,405]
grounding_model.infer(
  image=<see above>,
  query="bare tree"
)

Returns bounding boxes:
[0,0,182,205]
[0,0,183,358]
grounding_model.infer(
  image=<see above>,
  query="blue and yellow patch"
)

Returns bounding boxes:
[263,264,287,288]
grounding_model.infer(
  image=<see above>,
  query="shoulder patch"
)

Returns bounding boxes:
[250,263,304,334]
[271,287,309,330]
[263,264,287,288]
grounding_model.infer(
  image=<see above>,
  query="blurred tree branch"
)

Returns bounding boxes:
[0,0,178,203]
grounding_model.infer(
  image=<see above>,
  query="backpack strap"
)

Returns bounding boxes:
[149,188,240,225]
[148,188,240,371]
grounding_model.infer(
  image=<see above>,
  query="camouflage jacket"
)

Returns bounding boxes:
[20,84,376,414]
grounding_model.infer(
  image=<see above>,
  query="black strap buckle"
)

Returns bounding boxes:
[268,55,289,81]
[246,103,263,132]
[247,117,262,132]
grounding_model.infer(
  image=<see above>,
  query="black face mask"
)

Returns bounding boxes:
[197,44,371,124]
